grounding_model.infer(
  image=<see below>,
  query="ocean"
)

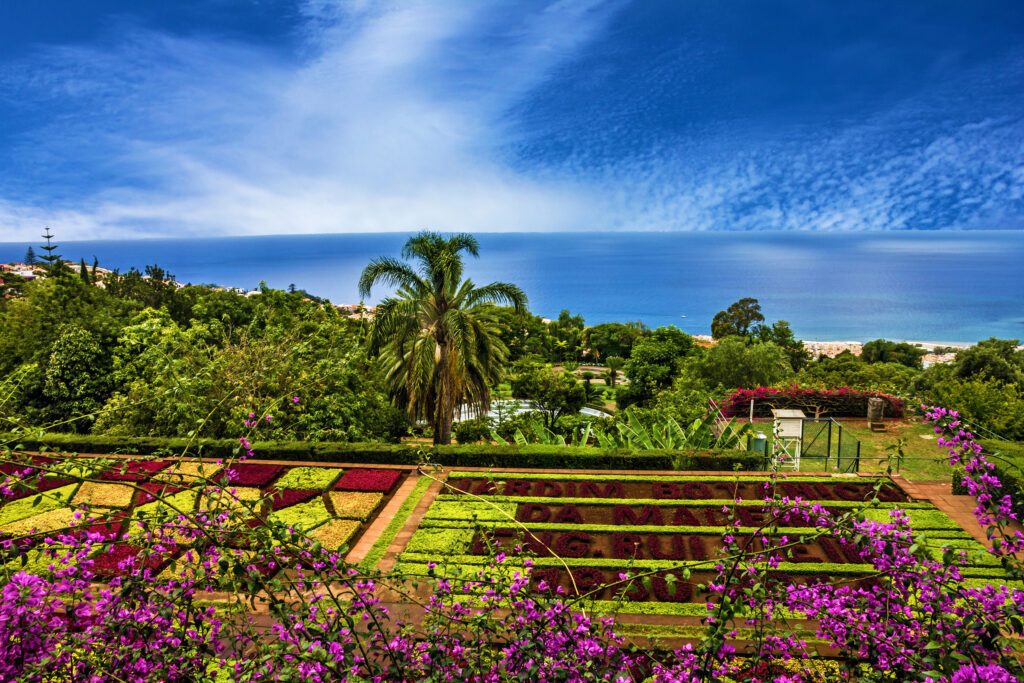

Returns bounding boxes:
[2,231,1022,343]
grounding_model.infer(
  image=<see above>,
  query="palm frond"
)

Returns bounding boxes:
[358,258,423,299]
[463,281,528,311]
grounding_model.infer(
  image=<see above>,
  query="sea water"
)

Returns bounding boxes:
[2,231,1022,343]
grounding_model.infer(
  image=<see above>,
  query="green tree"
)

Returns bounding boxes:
[359,232,526,445]
[38,228,64,275]
[690,336,792,390]
[921,371,1024,439]
[605,355,625,388]
[649,367,715,425]
[549,309,586,362]
[954,338,1023,385]
[24,247,36,265]
[29,325,113,432]
[799,352,917,394]
[861,339,926,369]
[711,297,765,339]
[757,320,811,371]
[584,322,646,361]
[487,305,553,361]
[510,364,586,429]
[617,327,695,408]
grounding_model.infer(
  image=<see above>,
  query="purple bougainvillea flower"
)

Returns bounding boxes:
[89,544,171,579]
[334,469,402,494]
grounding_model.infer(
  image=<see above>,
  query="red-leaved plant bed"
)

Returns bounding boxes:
[3,477,75,502]
[100,459,172,482]
[134,482,186,506]
[265,489,320,512]
[221,463,285,487]
[334,469,402,493]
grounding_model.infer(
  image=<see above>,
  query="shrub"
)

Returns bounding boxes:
[454,418,492,444]
[721,386,905,419]
[1,432,764,471]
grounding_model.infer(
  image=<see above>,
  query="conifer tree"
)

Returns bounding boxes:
[39,228,64,274]
[79,258,90,284]
[24,246,36,265]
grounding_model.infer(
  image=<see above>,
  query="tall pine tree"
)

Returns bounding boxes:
[39,228,64,274]
[24,246,37,265]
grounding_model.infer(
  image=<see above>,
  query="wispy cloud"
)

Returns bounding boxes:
[0,0,621,240]
[0,0,1022,239]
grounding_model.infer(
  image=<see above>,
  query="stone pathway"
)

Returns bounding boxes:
[892,477,991,546]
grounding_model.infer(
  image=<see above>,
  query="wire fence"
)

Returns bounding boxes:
[767,418,863,473]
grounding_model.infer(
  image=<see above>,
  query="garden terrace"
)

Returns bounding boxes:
[0,454,416,585]
[395,470,1012,620]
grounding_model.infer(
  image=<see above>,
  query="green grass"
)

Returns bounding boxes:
[754,419,952,480]
[842,420,952,480]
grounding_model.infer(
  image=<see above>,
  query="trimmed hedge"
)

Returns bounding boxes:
[0,432,765,472]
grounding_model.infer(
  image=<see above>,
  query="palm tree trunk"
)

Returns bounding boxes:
[433,341,455,445]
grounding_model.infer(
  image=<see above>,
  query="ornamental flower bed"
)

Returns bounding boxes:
[265,488,320,511]
[99,458,171,481]
[401,470,1000,611]
[0,459,407,585]
[4,410,1024,680]
[220,463,285,487]
[334,468,402,493]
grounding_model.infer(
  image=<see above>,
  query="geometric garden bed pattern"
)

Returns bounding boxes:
[3,459,1011,618]
[398,471,1012,617]
[0,456,405,580]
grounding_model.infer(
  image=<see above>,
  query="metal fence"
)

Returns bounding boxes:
[797,418,862,473]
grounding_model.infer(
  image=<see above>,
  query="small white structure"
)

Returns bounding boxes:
[771,409,806,470]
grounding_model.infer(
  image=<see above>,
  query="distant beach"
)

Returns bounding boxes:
[2,231,1023,343]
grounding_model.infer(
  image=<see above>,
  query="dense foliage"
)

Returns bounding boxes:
[0,262,405,442]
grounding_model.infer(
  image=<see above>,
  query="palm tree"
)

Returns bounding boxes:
[359,232,527,445]
[605,356,624,388]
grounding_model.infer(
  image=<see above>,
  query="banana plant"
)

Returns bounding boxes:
[491,418,593,447]
[593,407,752,451]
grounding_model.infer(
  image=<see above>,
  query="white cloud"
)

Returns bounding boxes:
[1,0,1021,240]
[0,0,620,240]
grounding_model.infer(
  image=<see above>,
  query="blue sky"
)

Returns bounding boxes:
[1,0,1022,239]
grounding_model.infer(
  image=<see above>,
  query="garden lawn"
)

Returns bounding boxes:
[842,419,952,480]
